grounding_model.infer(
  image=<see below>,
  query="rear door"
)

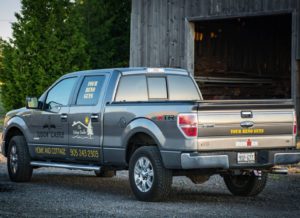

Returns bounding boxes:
[68,74,108,163]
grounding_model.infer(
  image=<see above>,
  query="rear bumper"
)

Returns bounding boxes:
[161,149,300,170]
[181,154,230,169]
[274,152,300,165]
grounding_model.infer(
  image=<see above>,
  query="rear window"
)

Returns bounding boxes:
[168,75,200,101]
[115,74,200,102]
[148,77,167,99]
[115,75,148,101]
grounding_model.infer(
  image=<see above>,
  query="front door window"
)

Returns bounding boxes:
[45,77,77,113]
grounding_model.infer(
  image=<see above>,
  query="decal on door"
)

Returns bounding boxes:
[34,124,64,140]
[69,148,99,159]
[34,146,66,156]
[72,116,94,139]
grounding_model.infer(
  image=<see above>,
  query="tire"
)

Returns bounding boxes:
[94,168,116,178]
[223,171,268,196]
[129,146,172,202]
[7,135,33,182]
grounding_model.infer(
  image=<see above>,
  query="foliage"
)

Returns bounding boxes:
[0,0,131,111]
[78,0,131,68]
[0,38,4,72]
[0,39,6,116]
[1,41,20,111]
[0,0,89,110]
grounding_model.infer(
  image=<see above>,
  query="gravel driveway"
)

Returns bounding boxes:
[0,160,300,218]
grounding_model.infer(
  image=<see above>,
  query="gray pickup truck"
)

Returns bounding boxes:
[1,67,299,201]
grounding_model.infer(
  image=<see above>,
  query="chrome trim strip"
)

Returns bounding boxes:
[122,69,188,76]
[160,150,181,154]
[181,153,229,169]
[30,161,101,171]
[102,147,125,150]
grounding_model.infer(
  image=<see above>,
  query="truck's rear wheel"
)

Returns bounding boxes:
[7,135,33,182]
[223,171,268,196]
[129,146,172,202]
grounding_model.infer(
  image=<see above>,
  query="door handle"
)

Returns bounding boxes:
[61,114,68,121]
[91,114,99,122]
[91,114,99,119]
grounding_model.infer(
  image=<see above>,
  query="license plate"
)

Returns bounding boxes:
[237,152,255,164]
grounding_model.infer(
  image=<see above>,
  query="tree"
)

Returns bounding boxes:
[78,0,131,68]
[0,40,20,110]
[0,38,6,115]
[0,0,89,110]
[0,38,4,71]
[0,0,132,111]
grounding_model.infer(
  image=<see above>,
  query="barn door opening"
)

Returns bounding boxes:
[193,13,292,100]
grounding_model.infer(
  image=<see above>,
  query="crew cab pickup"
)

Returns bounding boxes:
[1,68,299,201]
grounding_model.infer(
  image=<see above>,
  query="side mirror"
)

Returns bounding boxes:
[26,97,38,109]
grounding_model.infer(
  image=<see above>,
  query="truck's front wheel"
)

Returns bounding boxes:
[7,135,33,182]
[223,171,268,196]
[129,146,172,201]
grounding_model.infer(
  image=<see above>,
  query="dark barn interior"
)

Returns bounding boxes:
[194,14,291,100]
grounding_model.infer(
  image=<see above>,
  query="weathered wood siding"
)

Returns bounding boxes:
[130,0,300,68]
[130,0,300,121]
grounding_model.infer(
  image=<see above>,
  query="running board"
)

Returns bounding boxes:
[30,161,101,171]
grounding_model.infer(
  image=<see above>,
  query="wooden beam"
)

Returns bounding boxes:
[185,19,195,75]
[194,76,273,84]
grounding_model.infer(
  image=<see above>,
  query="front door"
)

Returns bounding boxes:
[68,75,107,163]
[30,77,78,160]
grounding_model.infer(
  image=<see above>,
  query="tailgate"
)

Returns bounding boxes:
[197,100,296,151]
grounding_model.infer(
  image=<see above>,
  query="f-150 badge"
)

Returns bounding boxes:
[72,117,94,139]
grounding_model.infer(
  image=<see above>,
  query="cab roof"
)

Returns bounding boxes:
[63,67,189,78]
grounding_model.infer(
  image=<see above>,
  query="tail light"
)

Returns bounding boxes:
[177,113,198,138]
[294,112,297,135]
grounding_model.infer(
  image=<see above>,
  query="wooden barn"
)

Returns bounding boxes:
[129,0,300,122]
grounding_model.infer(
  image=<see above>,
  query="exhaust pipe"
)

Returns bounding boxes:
[270,167,288,174]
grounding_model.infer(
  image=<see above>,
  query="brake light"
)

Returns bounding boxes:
[177,113,198,138]
[294,112,297,135]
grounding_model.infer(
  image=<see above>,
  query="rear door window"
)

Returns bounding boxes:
[76,76,105,105]
[115,75,148,101]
